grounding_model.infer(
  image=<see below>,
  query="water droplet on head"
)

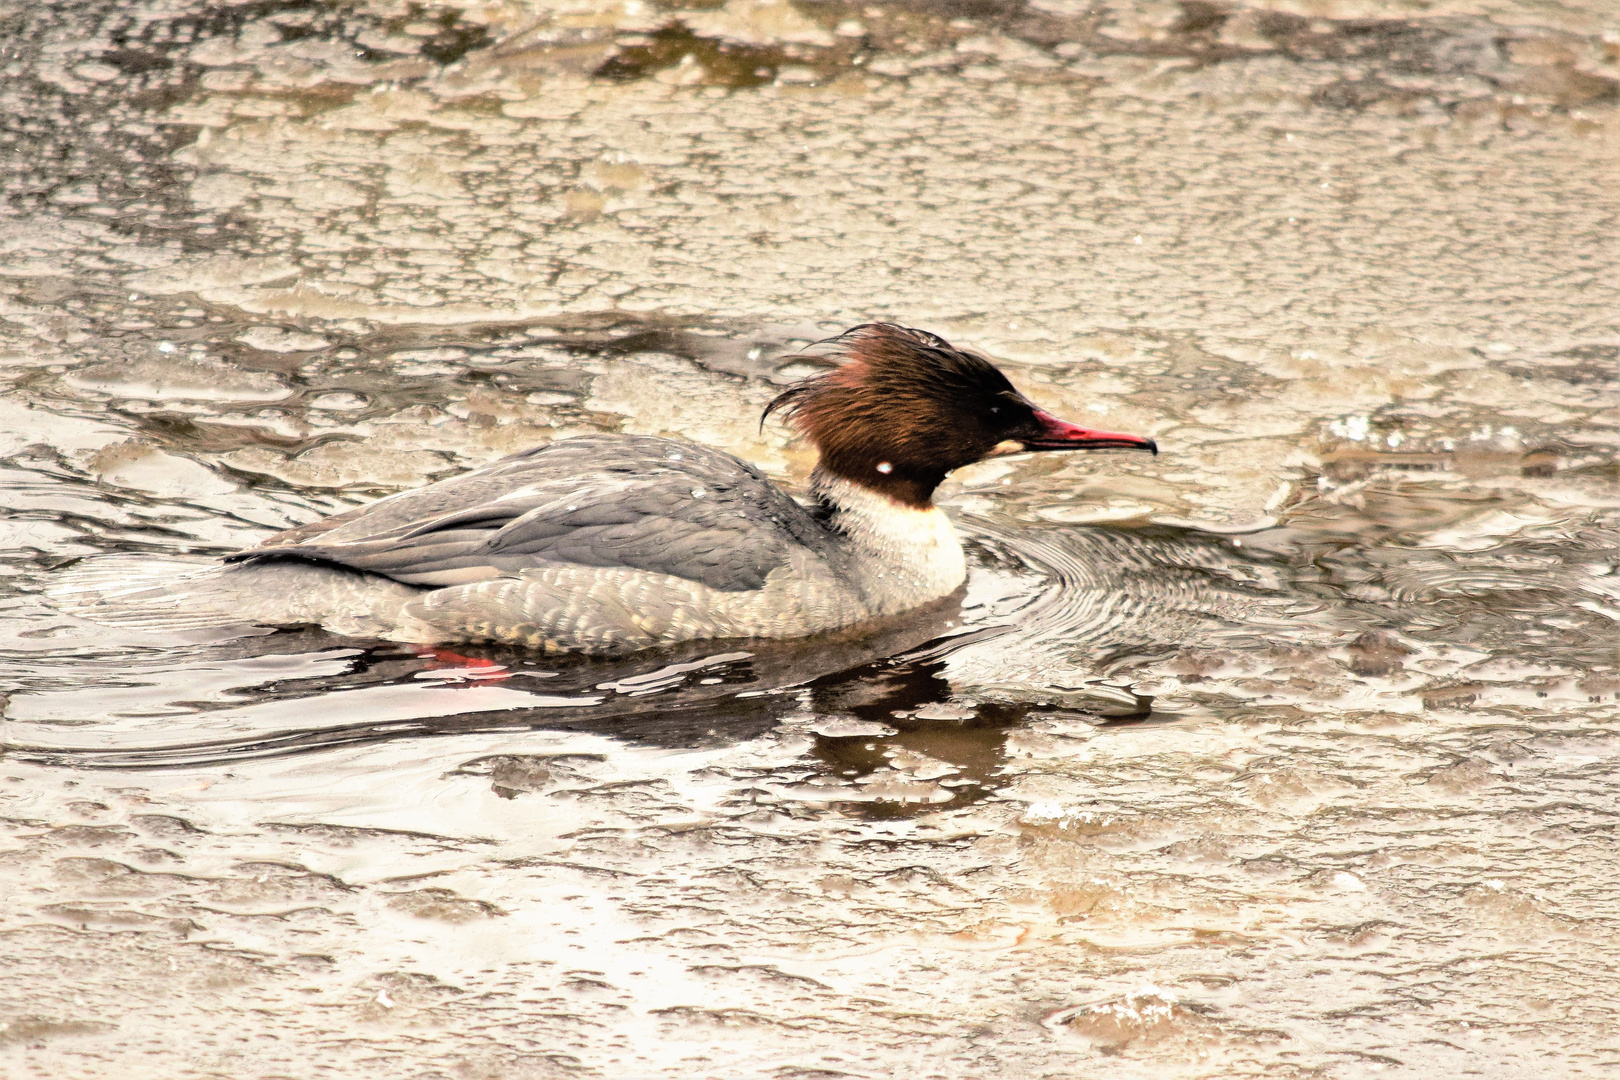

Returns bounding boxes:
[876,462,893,474]
[691,487,705,498]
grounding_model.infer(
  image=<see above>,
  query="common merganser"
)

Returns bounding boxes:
[182,324,1155,653]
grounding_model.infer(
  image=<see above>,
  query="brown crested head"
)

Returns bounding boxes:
[763,323,1157,508]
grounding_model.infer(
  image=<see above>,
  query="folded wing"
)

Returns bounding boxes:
[228,435,832,592]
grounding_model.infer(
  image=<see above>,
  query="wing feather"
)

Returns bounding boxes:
[226,434,834,592]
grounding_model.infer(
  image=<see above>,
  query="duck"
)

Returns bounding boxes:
[187,323,1155,654]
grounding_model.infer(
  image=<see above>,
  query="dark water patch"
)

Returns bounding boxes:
[399,6,495,67]
[596,26,788,88]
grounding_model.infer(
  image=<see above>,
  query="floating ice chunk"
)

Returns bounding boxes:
[1023,801,1063,821]
[0,399,125,456]
[1423,757,1498,794]
[1328,414,1371,441]
[387,347,469,377]
[64,356,292,403]
[49,181,99,206]
[223,442,449,489]
[125,255,300,296]
[683,0,836,48]
[955,35,1058,67]
[388,348,469,362]
[307,392,368,412]
[386,156,464,199]
[882,748,958,781]
[190,173,259,211]
[88,440,237,498]
[72,62,120,83]
[236,326,331,353]
[1045,984,1223,1054]
[284,178,369,211]
[912,701,975,720]
[803,717,898,738]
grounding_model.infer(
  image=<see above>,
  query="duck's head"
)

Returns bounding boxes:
[764,323,1157,508]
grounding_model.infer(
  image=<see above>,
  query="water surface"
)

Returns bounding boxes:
[2,0,1617,1076]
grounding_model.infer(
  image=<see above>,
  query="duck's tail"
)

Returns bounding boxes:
[46,554,423,639]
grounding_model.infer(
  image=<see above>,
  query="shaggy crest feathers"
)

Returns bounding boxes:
[763,323,1033,508]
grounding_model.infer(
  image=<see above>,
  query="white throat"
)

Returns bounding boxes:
[812,468,967,614]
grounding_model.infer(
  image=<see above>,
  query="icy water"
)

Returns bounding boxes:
[2,0,1618,1075]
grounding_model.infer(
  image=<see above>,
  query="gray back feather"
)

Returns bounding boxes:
[229,435,836,592]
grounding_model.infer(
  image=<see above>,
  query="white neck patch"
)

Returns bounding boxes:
[812,470,967,610]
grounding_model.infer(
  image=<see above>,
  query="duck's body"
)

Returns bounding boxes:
[72,324,1154,654]
[227,434,966,653]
